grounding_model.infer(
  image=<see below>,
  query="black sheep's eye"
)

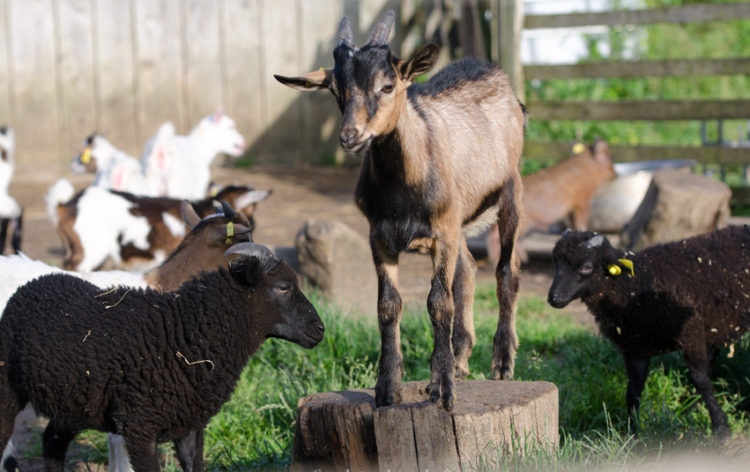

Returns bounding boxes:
[579,263,594,276]
[275,283,292,295]
[381,83,394,94]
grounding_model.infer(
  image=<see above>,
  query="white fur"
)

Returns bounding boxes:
[162,212,186,239]
[46,179,76,226]
[0,127,20,219]
[142,112,246,199]
[71,187,153,272]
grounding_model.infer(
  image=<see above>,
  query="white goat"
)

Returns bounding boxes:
[141,112,247,199]
[0,127,21,255]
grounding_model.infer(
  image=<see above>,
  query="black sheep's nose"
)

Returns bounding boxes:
[340,128,358,148]
[315,322,325,336]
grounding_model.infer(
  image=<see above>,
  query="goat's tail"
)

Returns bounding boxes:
[46,178,75,226]
[518,100,528,133]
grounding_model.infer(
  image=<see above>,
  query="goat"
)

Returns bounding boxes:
[0,127,21,255]
[69,126,173,195]
[487,138,614,265]
[141,113,247,199]
[275,11,526,410]
[548,227,750,440]
[0,200,253,472]
[46,179,269,272]
[0,243,323,472]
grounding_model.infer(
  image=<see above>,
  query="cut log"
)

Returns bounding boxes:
[291,380,559,472]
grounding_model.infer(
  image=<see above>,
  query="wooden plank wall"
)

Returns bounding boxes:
[0,0,401,173]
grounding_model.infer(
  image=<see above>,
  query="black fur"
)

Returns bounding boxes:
[548,226,750,439]
[408,57,499,98]
[0,257,323,470]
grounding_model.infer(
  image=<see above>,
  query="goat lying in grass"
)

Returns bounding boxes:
[548,227,750,440]
[47,179,269,272]
[276,11,526,410]
[0,242,323,472]
[0,127,21,255]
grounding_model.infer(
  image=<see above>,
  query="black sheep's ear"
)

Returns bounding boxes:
[244,257,263,287]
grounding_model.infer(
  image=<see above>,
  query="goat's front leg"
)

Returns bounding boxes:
[426,231,460,411]
[372,239,404,407]
[492,175,521,380]
[10,211,21,254]
[174,430,204,472]
[623,354,650,431]
[452,234,476,379]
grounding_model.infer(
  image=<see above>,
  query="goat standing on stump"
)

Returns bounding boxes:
[276,11,526,410]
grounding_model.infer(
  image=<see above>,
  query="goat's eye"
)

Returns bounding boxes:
[579,263,594,276]
[275,283,292,295]
[381,83,394,94]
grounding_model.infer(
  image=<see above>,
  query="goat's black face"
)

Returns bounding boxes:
[548,231,609,308]
[273,11,439,156]
[232,257,324,349]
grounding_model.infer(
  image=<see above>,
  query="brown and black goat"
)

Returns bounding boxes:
[276,11,526,410]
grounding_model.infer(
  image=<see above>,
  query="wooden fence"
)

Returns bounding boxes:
[502,0,750,166]
[0,0,427,172]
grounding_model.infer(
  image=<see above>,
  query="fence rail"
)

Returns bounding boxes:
[525,58,750,80]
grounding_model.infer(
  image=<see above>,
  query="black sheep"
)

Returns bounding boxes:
[548,226,750,439]
[0,243,324,472]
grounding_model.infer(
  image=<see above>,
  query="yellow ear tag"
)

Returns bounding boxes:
[572,142,586,154]
[210,186,219,197]
[608,258,634,277]
[81,148,92,164]
[225,221,234,245]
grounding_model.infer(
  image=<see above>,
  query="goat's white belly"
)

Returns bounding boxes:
[462,205,498,237]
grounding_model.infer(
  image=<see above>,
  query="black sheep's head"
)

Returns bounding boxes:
[225,243,324,349]
[548,230,622,308]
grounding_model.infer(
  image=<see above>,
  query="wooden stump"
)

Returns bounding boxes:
[291,380,558,472]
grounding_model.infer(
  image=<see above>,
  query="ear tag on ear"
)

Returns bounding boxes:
[81,148,92,164]
[572,142,586,154]
[608,258,634,277]
[225,221,234,245]
[210,187,219,197]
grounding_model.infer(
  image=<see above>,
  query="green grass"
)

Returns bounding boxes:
[43,286,750,470]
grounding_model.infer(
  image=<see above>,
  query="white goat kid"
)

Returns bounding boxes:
[0,127,21,255]
[142,112,246,199]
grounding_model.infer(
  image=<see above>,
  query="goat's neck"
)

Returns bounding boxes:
[143,243,198,292]
[369,100,429,184]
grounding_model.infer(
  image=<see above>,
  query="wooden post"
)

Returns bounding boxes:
[291,380,558,472]
[497,0,524,101]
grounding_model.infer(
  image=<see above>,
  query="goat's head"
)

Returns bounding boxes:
[0,126,15,164]
[70,134,114,174]
[548,230,624,308]
[212,185,272,228]
[275,10,439,155]
[225,242,324,349]
[194,111,246,157]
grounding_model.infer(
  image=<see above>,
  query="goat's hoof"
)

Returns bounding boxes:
[454,361,470,380]
[442,393,455,411]
[491,365,513,380]
[375,383,401,408]
[713,424,731,444]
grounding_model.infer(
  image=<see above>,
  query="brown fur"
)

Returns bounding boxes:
[275,12,525,411]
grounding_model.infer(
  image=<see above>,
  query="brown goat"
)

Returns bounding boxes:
[487,139,614,265]
[276,11,526,410]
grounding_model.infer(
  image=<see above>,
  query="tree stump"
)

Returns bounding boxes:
[291,380,558,472]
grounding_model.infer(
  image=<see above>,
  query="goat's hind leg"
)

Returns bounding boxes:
[0,218,8,255]
[174,429,204,472]
[492,177,521,380]
[371,239,405,407]
[452,235,476,379]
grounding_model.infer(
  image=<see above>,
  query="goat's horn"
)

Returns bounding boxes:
[338,16,354,48]
[367,10,395,46]
[220,200,237,219]
[224,242,274,263]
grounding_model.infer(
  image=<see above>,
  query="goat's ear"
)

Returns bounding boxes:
[180,201,202,229]
[398,43,440,81]
[274,69,332,90]
[229,258,262,287]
